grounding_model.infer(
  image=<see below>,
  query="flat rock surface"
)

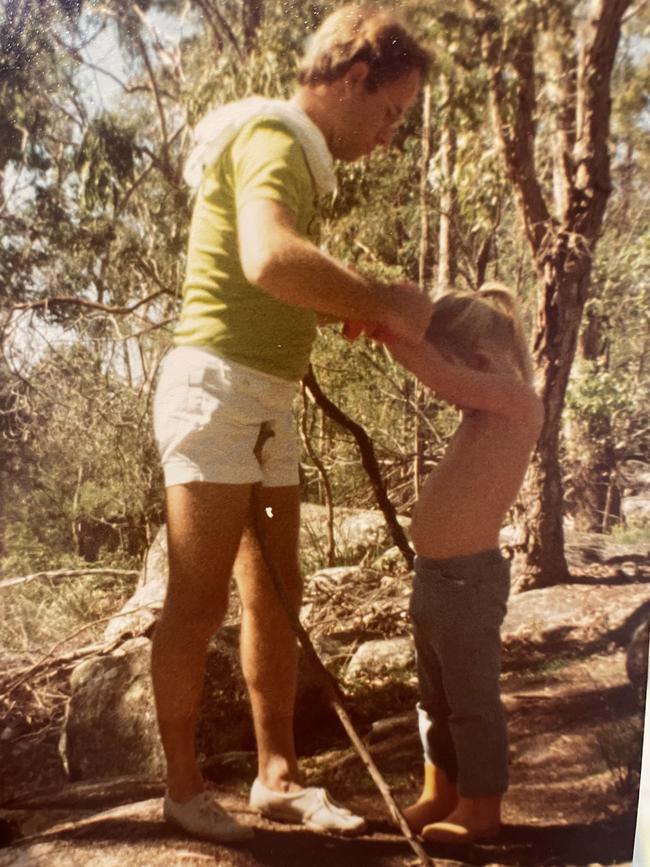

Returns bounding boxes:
[1,643,640,867]
[1,540,646,867]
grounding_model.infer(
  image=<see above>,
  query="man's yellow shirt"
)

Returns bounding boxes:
[174,117,320,382]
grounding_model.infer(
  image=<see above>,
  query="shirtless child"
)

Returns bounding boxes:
[386,283,543,844]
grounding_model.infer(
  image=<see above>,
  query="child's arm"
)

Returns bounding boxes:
[390,337,544,428]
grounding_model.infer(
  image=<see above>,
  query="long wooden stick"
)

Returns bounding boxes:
[252,506,434,867]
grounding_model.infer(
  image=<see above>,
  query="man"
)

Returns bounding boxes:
[152,3,431,843]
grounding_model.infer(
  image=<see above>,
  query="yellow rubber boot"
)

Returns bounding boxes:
[422,792,502,844]
[402,763,458,834]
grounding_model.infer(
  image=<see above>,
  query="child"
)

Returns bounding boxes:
[385,283,543,844]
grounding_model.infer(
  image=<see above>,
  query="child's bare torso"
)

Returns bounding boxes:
[410,411,538,559]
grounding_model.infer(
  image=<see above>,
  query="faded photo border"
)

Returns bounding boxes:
[633,645,650,865]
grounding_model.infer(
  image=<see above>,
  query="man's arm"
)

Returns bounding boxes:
[237,198,431,345]
[389,337,544,428]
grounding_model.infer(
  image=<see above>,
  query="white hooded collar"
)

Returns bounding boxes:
[183,96,336,196]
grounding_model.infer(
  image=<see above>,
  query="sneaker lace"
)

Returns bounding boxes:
[316,788,352,816]
[197,792,231,822]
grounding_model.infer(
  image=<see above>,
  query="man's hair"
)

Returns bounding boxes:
[297,4,431,92]
[425,283,534,383]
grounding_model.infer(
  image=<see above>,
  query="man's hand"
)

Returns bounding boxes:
[344,282,432,346]
[384,282,433,345]
[342,320,398,344]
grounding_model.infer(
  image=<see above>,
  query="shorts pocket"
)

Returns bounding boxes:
[186,369,206,414]
[153,368,205,447]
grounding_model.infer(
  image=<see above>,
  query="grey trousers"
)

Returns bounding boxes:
[410,549,511,797]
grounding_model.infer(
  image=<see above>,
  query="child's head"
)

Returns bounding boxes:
[425,283,533,383]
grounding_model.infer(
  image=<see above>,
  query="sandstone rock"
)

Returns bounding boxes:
[61,624,339,781]
[621,495,650,527]
[344,637,414,686]
[502,583,650,650]
[301,504,410,562]
[618,459,650,494]
[371,545,408,571]
[62,629,256,781]
[563,530,650,570]
[336,510,410,558]
[60,637,165,781]
[104,526,168,643]
[308,566,361,592]
[626,619,649,695]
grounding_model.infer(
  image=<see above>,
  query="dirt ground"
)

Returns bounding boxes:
[0,559,646,867]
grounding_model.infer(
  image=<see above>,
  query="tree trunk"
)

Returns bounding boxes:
[414,84,433,499]
[436,75,457,296]
[517,268,587,587]
[470,0,630,588]
[518,437,568,588]
[243,0,264,54]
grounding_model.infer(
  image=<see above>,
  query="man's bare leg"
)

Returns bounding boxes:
[151,481,252,803]
[233,484,303,792]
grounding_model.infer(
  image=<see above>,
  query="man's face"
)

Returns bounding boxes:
[333,67,421,161]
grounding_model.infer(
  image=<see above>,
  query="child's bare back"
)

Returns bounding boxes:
[386,284,543,845]
[411,409,540,559]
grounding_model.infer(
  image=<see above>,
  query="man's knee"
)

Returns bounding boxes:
[242,570,303,624]
[160,580,229,638]
[236,539,303,612]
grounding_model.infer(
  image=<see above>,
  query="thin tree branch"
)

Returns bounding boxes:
[472,2,552,256]
[11,289,172,317]
[0,568,139,591]
[303,365,414,569]
[135,31,171,173]
[622,0,649,22]
[194,0,243,59]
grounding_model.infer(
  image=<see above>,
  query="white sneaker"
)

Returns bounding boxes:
[249,778,366,836]
[163,790,253,843]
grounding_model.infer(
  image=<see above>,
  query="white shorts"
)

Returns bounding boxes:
[153,346,300,488]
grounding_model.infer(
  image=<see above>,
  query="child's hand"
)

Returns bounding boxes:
[342,319,367,341]
[342,320,398,345]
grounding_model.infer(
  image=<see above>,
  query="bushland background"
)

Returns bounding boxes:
[3,0,649,597]
[0,2,649,863]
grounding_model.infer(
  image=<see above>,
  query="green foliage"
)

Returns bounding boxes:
[0,524,72,577]
[1,343,164,569]
[0,0,80,173]
[609,524,650,546]
[0,568,136,653]
[1,0,648,596]
[76,115,138,209]
[309,325,457,513]
[566,360,637,438]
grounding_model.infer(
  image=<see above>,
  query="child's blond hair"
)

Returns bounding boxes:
[297,4,431,92]
[425,282,534,383]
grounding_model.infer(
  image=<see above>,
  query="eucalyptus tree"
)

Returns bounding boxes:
[449,0,636,588]
[403,0,641,585]
[1,0,186,562]
[0,0,333,565]
[565,5,650,532]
